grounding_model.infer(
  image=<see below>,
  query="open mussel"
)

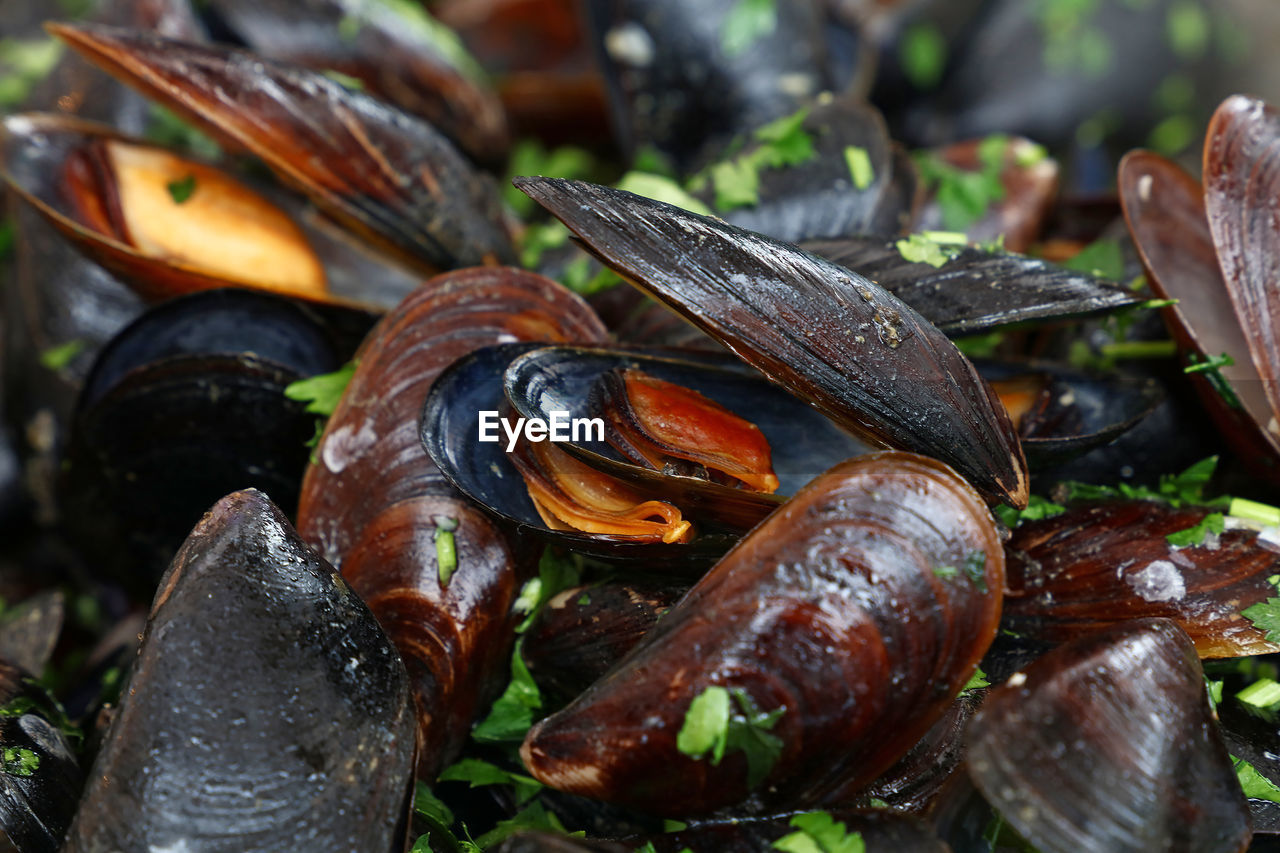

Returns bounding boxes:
[62,489,416,850]
[48,22,516,275]
[423,343,871,561]
[521,452,1003,816]
[516,176,1029,507]
[967,618,1250,853]
[297,267,607,780]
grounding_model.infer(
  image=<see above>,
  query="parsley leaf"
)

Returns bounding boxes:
[1235,756,1280,804]
[1062,238,1125,281]
[1184,352,1242,410]
[692,107,817,212]
[166,174,197,205]
[772,811,865,853]
[843,146,874,190]
[914,138,1010,231]
[899,22,946,90]
[676,686,785,789]
[962,550,988,593]
[1165,512,1224,547]
[38,340,85,371]
[506,140,597,216]
[895,231,967,268]
[515,548,582,633]
[0,37,64,108]
[1061,456,1224,508]
[144,104,222,161]
[616,171,715,216]
[414,781,455,827]
[0,747,37,777]
[472,640,541,742]
[933,565,959,580]
[962,667,990,694]
[284,362,357,416]
[438,757,543,805]
[475,801,582,848]
[519,221,571,270]
[994,495,1067,528]
[722,0,777,58]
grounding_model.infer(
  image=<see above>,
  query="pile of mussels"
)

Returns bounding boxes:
[2,0,1280,850]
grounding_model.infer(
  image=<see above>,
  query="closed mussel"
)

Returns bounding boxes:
[521,452,1003,816]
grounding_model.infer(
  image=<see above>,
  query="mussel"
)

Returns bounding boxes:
[521,452,1003,816]
[516,176,1029,508]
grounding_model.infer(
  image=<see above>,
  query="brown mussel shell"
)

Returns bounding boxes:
[48,22,517,275]
[521,451,1003,817]
[1003,500,1280,658]
[62,489,416,850]
[516,177,1029,508]
[298,267,607,779]
[967,618,1250,853]
[1119,149,1280,477]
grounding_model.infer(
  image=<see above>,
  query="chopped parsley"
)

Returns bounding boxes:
[1184,352,1242,410]
[962,550,988,592]
[166,174,197,205]
[895,231,967,268]
[283,362,357,417]
[475,801,581,849]
[577,593,591,606]
[772,811,866,853]
[1061,455,1223,508]
[899,22,946,90]
[676,685,785,789]
[1235,756,1280,804]
[913,135,1010,231]
[617,171,715,216]
[321,69,365,91]
[1148,114,1198,156]
[38,340,85,371]
[1165,512,1223,547]
[843,146,874,191]
[1237,678,1280,721]
[932,565,959,580]
[434,515,459,586]
[689,107,817,212]
[514,548,582,633]
[0,747,38,777]
[472,640,541,742]
[961,667,990,694]
[1244,586,1280,645]
[506,141,598,216]
[1061,238,1125,281]
[414,781,455,827]
[518,220,570,269]
[559,255,622,296]
[438,757,542,805]
[721,0,777,58]
[1166,0,1210,60]
[993,495,1067,528]
[954,331,1005,359]
[347,0,487,84]
[144,104,222,161]
[1035,0,1111,77]
[0,37,64,108]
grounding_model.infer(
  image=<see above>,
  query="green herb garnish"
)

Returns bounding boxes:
[0,219,12,261]
[1167,0,1210,60]
[933,565,959,580]
[1165,512,1224,547]
[1230,498,1280,527]
[514,548,582,633]
[616,171,715,216]
[144,104,222,161]
[843,146,874,190]
[507,140,597,216]
[354,0,487,84]
[899,22,946,90]
[475,801,582,849]
[472,640,541,742]
[1,747,38,777]
[1185,352,1242,410]
[438,757,542,805]
[772,811,866,853]
[913,136,1011,231]
[895,231,967,268]
[721,0,777,58]
[1243,575,1280,643]
[321,69,365,91]
[434,515,459,587]
[962,550,988,592]
[0,37,64,108]
[1062,238,1125,281]
[961,667,990,695]
[166,174,198,205]
[1061,455,1223,508]
[1235,756,1280,804]
[994,495,1068,528]
[677,685,785,788]
[691,107,817,212]
[284,362,357,417]
[38,340,85,371]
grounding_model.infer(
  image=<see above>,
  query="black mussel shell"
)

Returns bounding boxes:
[516,177,1029,508]
[421,343,735,567]
[801,235,1141,336]
[967,618,1250,853]
[503,345,873,527]
[49,23,516,275]
[975,360,1165,467]
[0,661,82,853]
[62,490,415,849]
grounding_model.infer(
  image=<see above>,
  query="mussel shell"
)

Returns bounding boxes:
[0,661,82,853]
[967,618,1250,853]
[1003,500,1280,658]
[0,112,419,310]
[204,0,511,165]
[522,579,687,709]
[690,96,902,244]
[1204,95,1280,451]
[1119,149,1280,475]
[521,452,1004,816]
[62,489,415,850]
[49,23,516,275]
[582,0,834,174]
[503,345,874,521]
[974,360,1165,468]
[421,343,736,566]
[801,235,1141,336]
[516,177,1029,508]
